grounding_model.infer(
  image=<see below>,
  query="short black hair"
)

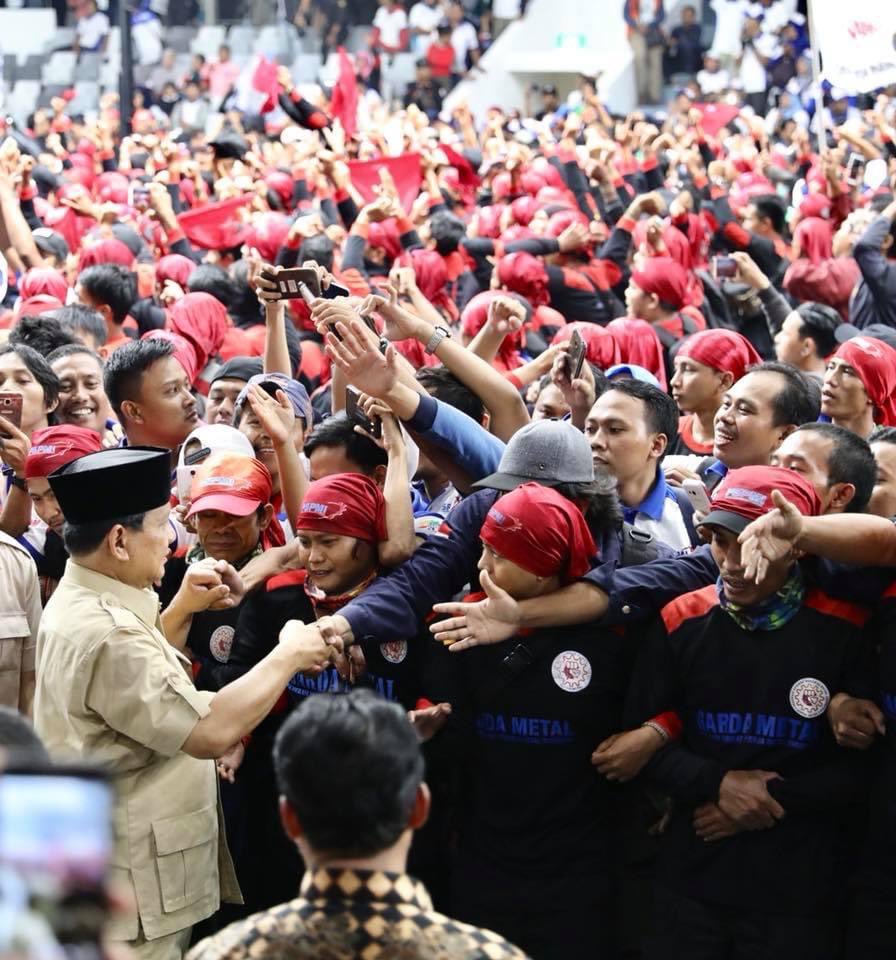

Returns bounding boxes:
[749,194,787,234]
[8,314,78,355]
[304,413,388,473]
[793,303,840,359]
[299,235,335,273]
[63,512,146,556]
[274,690,423,857]
[78,264,137,326]
[555,473,622,538]
[0,344,60,412]
[188,263,238,308]
[0,705,48,761]
[429,210,467,255]
[103,337,174,420]
[47,343,104,369]
[607,379,679,444]
[416,366,484,423]
[53,303,108,348]
[749,360,821,426]
[793,422,875,513]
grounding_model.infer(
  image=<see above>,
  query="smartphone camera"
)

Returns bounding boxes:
[713,255,738,280]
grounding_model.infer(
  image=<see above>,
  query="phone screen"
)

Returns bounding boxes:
[0,769,113,957]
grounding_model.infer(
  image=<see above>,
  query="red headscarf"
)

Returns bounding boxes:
[480,483,596,581]
[630,257,689,311]
[243,212,291,262]
[461,291,524,372]
[19,268,68,304]
[143,330,200,384]
[168,292,229,372]
[834,337,896,427]
[408,248,458,322]
[510,196,540,226]
[552,322,621,370]
[607,318,668,390]
[157,254,197,288]
[793,217,833,265]
[25,425,104,480]
[366,220,402,261]
[496,251,549,308]
[633,219,692,270]
[473,205,504,239]
[78,238,135,271]
[296,473,387,542]
[676,329,762,382]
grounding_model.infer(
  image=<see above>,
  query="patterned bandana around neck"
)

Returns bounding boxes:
[186,540,264,571]
[717,565,805,632]
[305,571,377,618]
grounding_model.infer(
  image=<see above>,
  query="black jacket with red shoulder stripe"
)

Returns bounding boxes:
[626,580,876,911]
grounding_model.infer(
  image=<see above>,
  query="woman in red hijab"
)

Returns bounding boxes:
[607,317,668,390]
[424,482,624,959]
[668,329,761,455]
[783,216,861,321]
[168,292,231,394]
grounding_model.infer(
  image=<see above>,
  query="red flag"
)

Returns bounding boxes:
[440,144,481,190]
[177,195,252,250]
[330,47,359,137]
[347,154,422,214]
[251,56,280,114]
[692,102,741,138]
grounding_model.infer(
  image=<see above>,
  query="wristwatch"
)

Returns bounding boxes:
[424,325,451,355]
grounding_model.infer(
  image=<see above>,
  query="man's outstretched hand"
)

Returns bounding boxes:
[738,490,804,583]
[430,569,521,651]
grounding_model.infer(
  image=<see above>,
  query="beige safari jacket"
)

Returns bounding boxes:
[33,561,240,942]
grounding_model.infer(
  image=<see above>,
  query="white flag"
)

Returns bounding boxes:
[811,0,896,92]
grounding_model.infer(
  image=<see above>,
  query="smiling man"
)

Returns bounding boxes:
[103,337,199,457]
[626,465,875,960]
[48,344,111,436]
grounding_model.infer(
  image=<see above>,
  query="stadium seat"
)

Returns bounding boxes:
[227,24,255,57]
[0,9,56,57]
[15,55,45,83]
[191,24,227,59]
[346,25,371,53]
[254,24,296,62]
[165,25,194,53]
[75,54,102,82]
[290,54,322,85]
[6,81,41,126]
[69,81,100,116]
[42,52,76,86]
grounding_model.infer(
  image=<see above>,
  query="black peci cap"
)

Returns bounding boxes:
[211,356,263,386]
[209,130,248,160]
[48,447,172,524]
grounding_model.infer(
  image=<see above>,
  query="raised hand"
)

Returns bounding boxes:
[430,569,522,651]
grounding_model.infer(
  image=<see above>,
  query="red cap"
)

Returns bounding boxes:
[701,466,822,534]
[186,452,273,518]
[834,336,896,426]
[296,473,387,543]
[630,257,689,310]
[677,329,761,382]
[25,425,104,479]
[481,483,596,581]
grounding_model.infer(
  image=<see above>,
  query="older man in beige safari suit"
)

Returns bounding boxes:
[33,447,334,960]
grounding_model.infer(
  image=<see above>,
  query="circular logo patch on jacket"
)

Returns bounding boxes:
[551,651,592,692]
[380,640,407,664]
[789,677,830,718]
[209,625,235,663]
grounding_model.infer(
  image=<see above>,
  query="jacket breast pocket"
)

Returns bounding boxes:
[151,804,218,914]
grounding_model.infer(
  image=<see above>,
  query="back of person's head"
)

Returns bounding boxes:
[607,378,679,450]
[303,413,388,475]
[9,314,78,355]
[188,263,238,308]
[53,303,108,348]
[429,210,466,255]
[752,194,787,234]
[78,264,136,326]
[554,470,623,539]
[794,422,875,513]
[274,690,424,857]
[793,303,839,359]
[103,337,173,420]
[750,360,821,426]
[299,235,335,273]
[0,706,48,761]
[416,366,484,423]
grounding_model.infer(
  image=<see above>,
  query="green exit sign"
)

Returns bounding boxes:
[554,32,587,48]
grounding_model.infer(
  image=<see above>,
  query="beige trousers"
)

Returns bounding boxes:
[127,925,192,960]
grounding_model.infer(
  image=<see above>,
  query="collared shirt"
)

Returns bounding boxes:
[34,561,239,941]
[622,468,693,550]
[186,866,529,960]
[0,532,41,711]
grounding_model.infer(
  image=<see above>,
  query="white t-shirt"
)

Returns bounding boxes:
[492,0,521,19]
[738,31,779,93]
[374,4,409,48]
[697,67,731,95]
[709,0,748,58]
[409,1,444,35]
[451,20,479,72]
[76,10,110,51]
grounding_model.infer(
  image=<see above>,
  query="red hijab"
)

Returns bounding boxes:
[495,251,550,308]
[607,317,668,389]
[168,292,229,372]
[793,217,833,265]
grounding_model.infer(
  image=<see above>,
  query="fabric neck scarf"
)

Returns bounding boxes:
[186,541,263,571]
[717,566,805,632]
[305,571,377,618]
